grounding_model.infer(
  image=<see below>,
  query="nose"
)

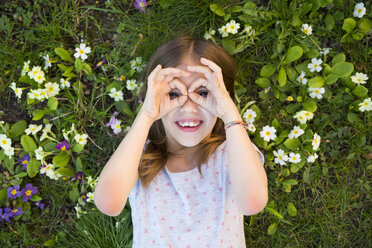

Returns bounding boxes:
[180,96,198,113]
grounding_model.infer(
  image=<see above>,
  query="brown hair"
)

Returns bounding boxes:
[138,36,237,188]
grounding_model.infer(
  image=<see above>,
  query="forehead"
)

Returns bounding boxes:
[175,62,205,88]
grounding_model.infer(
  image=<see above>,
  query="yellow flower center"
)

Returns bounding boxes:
[12,209,18,213]
[314,140,318,143]
[315,90,319,94]
[364,102,368,106]
[49,87,54,92]
[26,190,32,196]
[305,113,310,116]
[358,9,361,13]
[79,49,84,54]
[314,64,318,67]
[248,114,252,118]
[2,140,7,145]
[79,138,83,142]
[294,130,298,134]
[304,29,308,34]
[61,146,66,151]
[11,189,17,195]
[278,155,282,159]
[266,131,271,136]
[292,157,296,160]
[22,160,28,165]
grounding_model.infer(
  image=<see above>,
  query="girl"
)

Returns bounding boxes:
[94,36,268,247]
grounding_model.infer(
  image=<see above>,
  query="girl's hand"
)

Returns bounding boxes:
[187,58,237,121]
[141,64,190,122]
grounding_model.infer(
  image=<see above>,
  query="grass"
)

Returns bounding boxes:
[0,0,371,247]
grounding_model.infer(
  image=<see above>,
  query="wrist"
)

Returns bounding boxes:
[221,108,242,124]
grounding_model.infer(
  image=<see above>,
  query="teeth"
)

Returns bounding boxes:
[178,121,201,127]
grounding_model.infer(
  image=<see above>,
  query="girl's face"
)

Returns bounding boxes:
[161,61,217,150]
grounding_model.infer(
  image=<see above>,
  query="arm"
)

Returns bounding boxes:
[222,109,268,216]
[94,110,154,216]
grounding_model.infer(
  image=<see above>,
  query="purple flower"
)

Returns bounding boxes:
[135,0,148,12]
[7,185,21,199]
[96,59,106,67]
[80,193,87,202]
[111,118,122,135]
[35,201,45,209]
[20,183,39,202]
[75,171,83,182]
[8,207,23,218]
[0,208,11,223]
[18,155,30,171]
[56,140,70,151]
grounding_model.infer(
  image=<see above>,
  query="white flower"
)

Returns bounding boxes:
[21,60,31,76]
[218,25,229,37]
[25,124,43,135]
[43,54,52,70]
[60,78,70,89]
[351,72,368,85]
[0,134,11,149]
[74,203,87,219]
[40,124,53,141]
[10,82,23,98]
[87,176,98,189]
[260,125,277,142]
[243,109,257,123]
[301,23,312,36]
[28,66,41,79]
[307,153,318,163]
[204,29,216,40]
[75,133,88,146]
[353,3,366,18]
[297,71,307,85]
[319,48,330,55]
[74,43,91,61]
[44,82,60,97]
[308,58,323,72]
[126,79,138,91]
[248,123,256,133]
[273,149,288,166]
[111,119,122,135]
[86,192,94,203]
[34,71,46,84]
[34,147,45,161]
[109,88,124,101]
[309,87,325,99]
[359,98,372,112]
[130,57,144,72]
[28,89,42,100]
[312,133,321,150]
[288,152,301,163]
[4,146,14,158]
[40,163,56,178]
[288,126,304,139]
[294,110,314,124]
[243,25,255,36]
[226,20,240,34]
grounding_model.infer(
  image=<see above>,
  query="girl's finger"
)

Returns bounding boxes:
[169,78,188,96]
[147,64,162,85]
[200,57,222,74]
[187,78,209,93]
[158,68,190,82]
[186,65,215,84]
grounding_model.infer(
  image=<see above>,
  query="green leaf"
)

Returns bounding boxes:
[302,100,317,112]
[352,85,368,97]
[326,73,338,84]
[325,14,335,30]
[75,58,83,73]
[308,76,324,88]
[268,223,277,235]
[303,167,311,183]
[260,64,276,78]
[15,172,28,178]
[21,135,37,153]
[72,144,84,153]
[47,97,58,110]
[0,188,8,202]
[82,63,92,74]
[32,109,45,121]
[52,152,70,168]
[331,62,354,77]
[69,184,80,202]
[44,239,56,247]
[75,156,84,172]
[9,120,27,139]
[282,179,298,186]
[358,18,372,33]
[55,47,74,63]
[265,207,284,219]
[342,18,356,33]
[221,39,235,55]
[27,158,40,178]
[284,46,303,64]
[210,4,225,16]
[284,138,300,150]
[56,167,75,177]
[30,195,42,202]
[347,112,360,124]
[332,53,345,66]
[287,202,297,216]
[255,78,271,88]
[278,67,286,87]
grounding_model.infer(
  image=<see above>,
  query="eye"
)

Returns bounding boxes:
[169,92,179,99]
[198,91,208,97]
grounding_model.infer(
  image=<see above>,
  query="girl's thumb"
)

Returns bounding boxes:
[177,95,188,107]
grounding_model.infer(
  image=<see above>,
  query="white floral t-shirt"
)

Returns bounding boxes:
[128,140,264,248]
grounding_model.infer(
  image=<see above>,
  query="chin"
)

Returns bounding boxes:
[176,138,203,148]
